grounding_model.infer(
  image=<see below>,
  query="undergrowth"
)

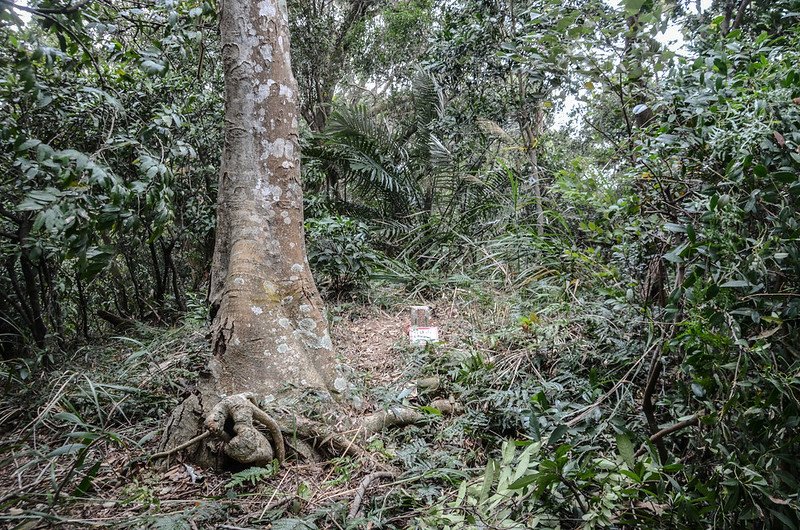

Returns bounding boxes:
[0,323,215,527]
[0,271,797,528]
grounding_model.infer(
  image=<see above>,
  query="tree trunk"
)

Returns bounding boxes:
[161,0,336,468]
[519,102,545,236]
[17,219,48,348]
[208,0,335,396]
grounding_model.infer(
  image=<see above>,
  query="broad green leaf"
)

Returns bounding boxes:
[419,405,442,415]
[18,138,41,151]
[548,424,568,445]
[616,433,635,468]
[52,412,86,426]
[720,280,750,288]
[141,60,165,75]
[508,474,539,490]
[624,0,646,15]
[47,443,87,457]
[479,458,497,502]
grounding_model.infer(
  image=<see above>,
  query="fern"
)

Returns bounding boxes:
[224,464,277,489]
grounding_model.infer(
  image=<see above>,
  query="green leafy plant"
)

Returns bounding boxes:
[306,215,380,294]
[224,464,278,490]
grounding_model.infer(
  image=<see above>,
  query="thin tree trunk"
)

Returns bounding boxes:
[76,272,89,339]
[17,220,47,348]
[6,259,35,332]
[149,241,164,308]
[41,259,64,348]
[519,103,545,236]
[123,247,145,317]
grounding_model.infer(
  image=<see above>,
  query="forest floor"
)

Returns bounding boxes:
[0,295,495,529]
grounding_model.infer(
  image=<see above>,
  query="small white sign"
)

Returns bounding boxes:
[409,326,439,345]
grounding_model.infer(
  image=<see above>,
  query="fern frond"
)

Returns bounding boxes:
[225,465,276,489]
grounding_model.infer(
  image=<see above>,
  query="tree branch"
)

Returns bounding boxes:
[731,0,752,31]
[1,0,106,85]
[634,415,699,457]
[0,203,21,224]
[641,346,666,462]
[0,0,92,15]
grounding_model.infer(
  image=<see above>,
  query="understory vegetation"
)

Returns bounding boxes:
[1,0,799,527]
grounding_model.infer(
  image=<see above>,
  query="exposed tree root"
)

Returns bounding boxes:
[347,471,397,520]
[244,395,286,463]
[360,398,460,434]
[415,377,440,393]
[158,391,461,470]
[150,431,211,460]
[284,416,369,459]
[205,393,285,465]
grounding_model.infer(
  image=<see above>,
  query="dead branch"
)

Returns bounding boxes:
[347,471,397,520]
[147,431,211,462]
[261,495,294,513]
[565,346,652,427]
[96,310,135,330]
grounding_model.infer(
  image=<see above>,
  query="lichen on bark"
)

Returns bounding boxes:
[160,0,336,468]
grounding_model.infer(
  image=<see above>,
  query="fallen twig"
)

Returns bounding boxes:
[259,472,291,519]
[565,346,652,427]
[347,471,397,520]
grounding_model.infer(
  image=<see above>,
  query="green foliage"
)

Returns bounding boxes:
[616,26,800,526]
[225,464,278,490]
[0,0,221,359]
[326,9,799,527]
[2,0,800,526]
[306,215,380,294]
[118,501,228,529]
[0,323,209,515]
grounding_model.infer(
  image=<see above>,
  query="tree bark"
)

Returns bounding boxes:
[161,0,336,468]
[519,102,545,236]
[208,0,335,397]
[17,219,47,348]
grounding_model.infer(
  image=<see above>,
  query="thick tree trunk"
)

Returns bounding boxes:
[161,0,335,468]
[209,0,335,397]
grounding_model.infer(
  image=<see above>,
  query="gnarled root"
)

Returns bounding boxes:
[158,392,462,469]
[348,471,397,520]
[283,416,368,459]
[205,393,285,466]
[150,431,211,461]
